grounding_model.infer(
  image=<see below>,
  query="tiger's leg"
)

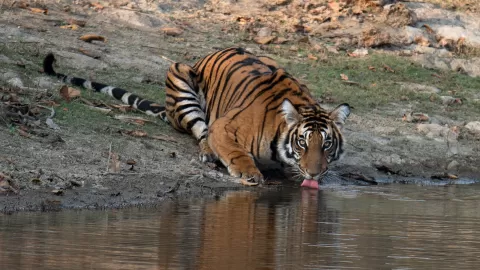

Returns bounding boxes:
[208,117,264,185]
[164,63,216,162]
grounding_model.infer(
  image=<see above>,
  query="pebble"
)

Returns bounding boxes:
[465,121,480,135]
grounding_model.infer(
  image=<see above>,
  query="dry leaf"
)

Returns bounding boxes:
[78,48,101,59]
[348,48,368,57]
[236,16,254,25]
[18,129,31,138]
[383,64,395,73]
[431,73,442,78]
[161,27,183,36]
[90,2,104,10]
[60,24,80,30]
[402,112,430,122]
[67,19,86,27]
[29,7,48,14]
[59,85,81,102]
[110,104,133,113]
[79,34,106,43]
[368,66,376,71]
[414,36,430,47]
[121,130,148,137]
[340,74,349,81]
[307,54,318,60]
[254,36,276,45]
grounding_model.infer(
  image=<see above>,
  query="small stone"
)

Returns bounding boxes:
[397,82,441,94]
[465,121,480,135]
[256,27,272,38]
[7,77,24,88]
[447,160,460,171]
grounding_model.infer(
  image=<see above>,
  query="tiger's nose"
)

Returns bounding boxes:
[306,169,320,179]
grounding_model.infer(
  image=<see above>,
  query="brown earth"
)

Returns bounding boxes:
[1,0,479,213]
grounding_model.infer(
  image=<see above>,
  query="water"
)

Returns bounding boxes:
[2,184,480,270]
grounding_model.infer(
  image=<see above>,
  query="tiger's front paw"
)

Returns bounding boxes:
[198,138,217,163]
[228,166,264,186]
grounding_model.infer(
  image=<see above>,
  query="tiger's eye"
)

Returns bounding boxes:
[298,139,307,148]
[323,140,332,149]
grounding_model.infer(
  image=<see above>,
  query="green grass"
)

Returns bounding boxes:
[269,48,480,121]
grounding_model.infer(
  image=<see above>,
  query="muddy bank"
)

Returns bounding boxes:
[1,0,480,213]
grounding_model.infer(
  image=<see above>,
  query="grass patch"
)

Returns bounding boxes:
[270,48,480,121]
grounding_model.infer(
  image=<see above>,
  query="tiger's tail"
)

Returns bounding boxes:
[43,53,169,122]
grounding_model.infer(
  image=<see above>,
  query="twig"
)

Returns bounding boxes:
[160,55,176,63]
[106,142,112,173]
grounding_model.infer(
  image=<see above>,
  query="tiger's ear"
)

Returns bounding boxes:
[329,103,350,130]
[281,99,300,127]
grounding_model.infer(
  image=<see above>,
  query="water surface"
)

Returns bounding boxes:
[2,184,480,269]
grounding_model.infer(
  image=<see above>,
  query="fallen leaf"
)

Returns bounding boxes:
[340,73,349,81]
[18,129,31,138]
[368,66,376,71]
[60,24,80,30]
[29,7,48,14]
[348,48,368,57]
[160,27,183,36]
[90,2,104,10]
[79,34,107,43]
[122,130,148,137]
[59,85,81,102]
[253,36,276,45]
[236,16,254,25]
[414,36,430,47]
[78,48,101,59]
[402,112,430,122]
[383,64,395,73]
[431,73,442,78]
[67,19,87,27]
[307,54,318,60]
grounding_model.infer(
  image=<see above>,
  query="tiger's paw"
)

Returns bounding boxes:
[229,166,264,186]
[198,139,217,163]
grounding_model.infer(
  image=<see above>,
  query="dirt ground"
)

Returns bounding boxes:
[1,0,479,213]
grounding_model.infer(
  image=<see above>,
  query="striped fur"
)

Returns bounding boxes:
[43,47,350,184]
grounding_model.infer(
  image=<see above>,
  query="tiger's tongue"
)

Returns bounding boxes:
[301,179,319,189]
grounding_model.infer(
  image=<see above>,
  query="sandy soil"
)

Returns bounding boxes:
[0,0,479,213]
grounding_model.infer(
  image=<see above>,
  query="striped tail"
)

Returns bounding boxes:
[43,53,169,122]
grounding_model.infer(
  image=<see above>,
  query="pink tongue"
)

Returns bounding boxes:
[301,179,319,189]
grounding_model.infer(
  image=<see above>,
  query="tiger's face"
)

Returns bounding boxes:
[278,99,350,181]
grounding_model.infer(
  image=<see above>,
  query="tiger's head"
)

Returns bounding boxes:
[278,99,350,181]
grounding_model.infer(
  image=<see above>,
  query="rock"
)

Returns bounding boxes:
[465,121,480,135]
[384,3,417,27]
[254,36,276,45]
[416,123,449,138]
[256,27,272,37]
[450,58,480,78]
[7,77,23,88]
[396,82,441,94]
[32,77,54,89]
[447,160,460,171]
[0,54,14,64]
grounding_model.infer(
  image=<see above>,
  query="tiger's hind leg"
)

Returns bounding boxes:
[164,62,216,162]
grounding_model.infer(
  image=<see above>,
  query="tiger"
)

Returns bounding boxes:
[43,47,350,187]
